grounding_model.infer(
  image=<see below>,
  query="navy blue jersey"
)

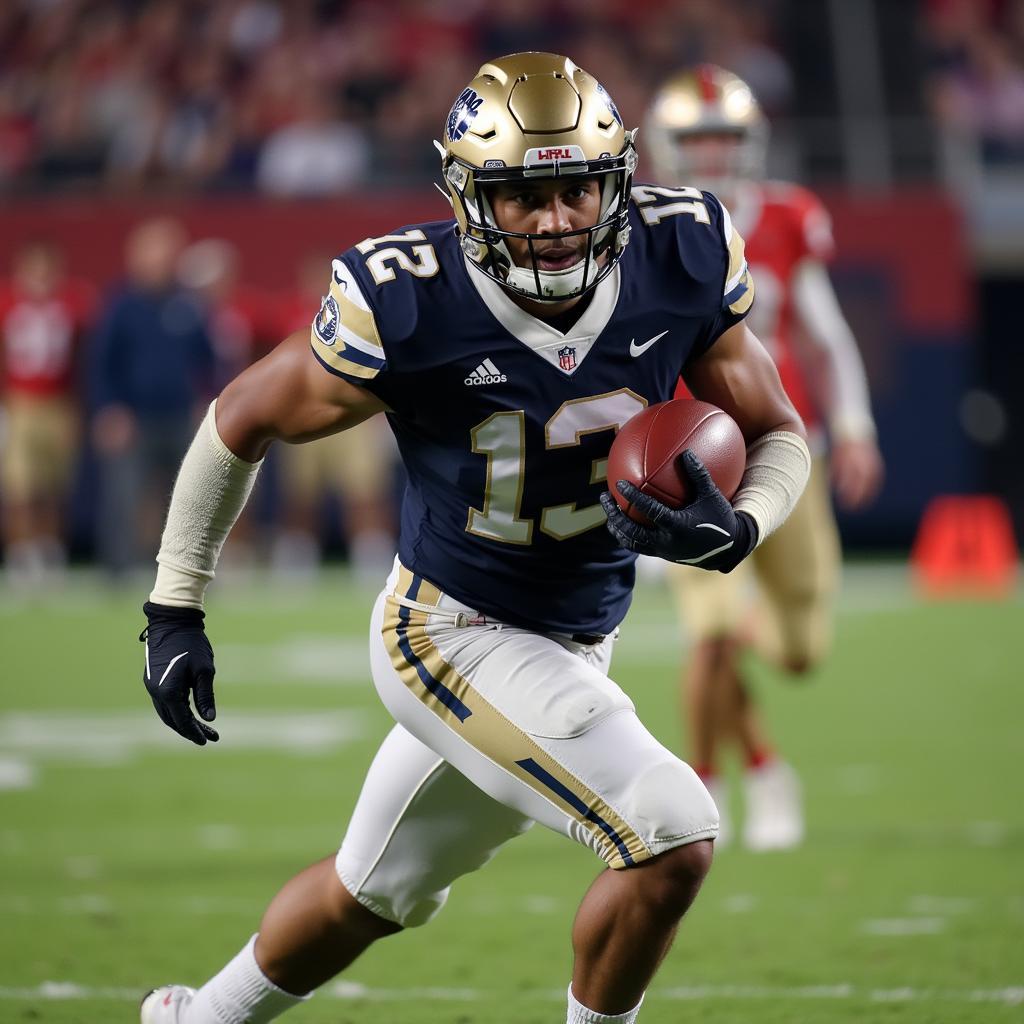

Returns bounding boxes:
[310,185,753,634]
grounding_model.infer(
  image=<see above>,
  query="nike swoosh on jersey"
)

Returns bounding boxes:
[629,330,669,357]
[158,651,189,687]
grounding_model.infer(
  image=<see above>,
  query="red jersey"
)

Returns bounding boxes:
[0,281,94,399]
[273,289,323,340]
[733,181,835,431]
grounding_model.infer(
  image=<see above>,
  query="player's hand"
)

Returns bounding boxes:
[831,438,884,510]
[599,450,758,573]
[140,602,219,746]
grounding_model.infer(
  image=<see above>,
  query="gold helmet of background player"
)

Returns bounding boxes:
[439,52,637,302]
[645,64,768,188]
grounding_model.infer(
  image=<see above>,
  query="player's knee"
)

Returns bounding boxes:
[335,850,449,929]
[779,630,829,677]
[638,840,714,918]
[626,758,719,855]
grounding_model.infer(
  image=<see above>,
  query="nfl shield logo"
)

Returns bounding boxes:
[558,345,577,371]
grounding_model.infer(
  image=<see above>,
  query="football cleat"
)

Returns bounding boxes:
[742,760,804,851]
[140,985,196,1023]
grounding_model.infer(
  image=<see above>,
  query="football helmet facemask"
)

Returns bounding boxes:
[439,52,637,302]
[645,64,768,191]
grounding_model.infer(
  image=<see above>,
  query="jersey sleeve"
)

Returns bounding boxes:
[685,194,755,364]
[719,199,756,319]
[793,186,835,263]
[308,257,388,392]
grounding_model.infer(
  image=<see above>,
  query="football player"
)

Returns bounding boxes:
[139,53,810,1024]
[645,65,884,850]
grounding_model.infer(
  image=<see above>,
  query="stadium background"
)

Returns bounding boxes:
[1,2,1022,1022]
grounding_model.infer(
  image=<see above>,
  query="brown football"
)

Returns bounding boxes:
[607,399,746,525]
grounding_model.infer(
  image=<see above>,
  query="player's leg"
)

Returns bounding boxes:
[376,565,719,1019]
[328,419,396,583]
[269,441,323,578]
[1,397,46,585]
[748,458,840,675]
[666,560,753,842]
[34,396,76,575]
[145,722,532,1023]
[568,838,713,1016]
[739,459,841,850]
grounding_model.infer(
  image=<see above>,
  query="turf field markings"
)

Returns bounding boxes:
[836,763,881,794]
[57,894,113,915]
[217,636,371,685]
[861,917,947,935]
[966,821,1009,846]
[0,756,34,790]
[63,856,100,880]
[907,895,976,915]
[2,981,1024,1005]
[196,824,242,850]
[723,893,759,913]
[0,710,367,765]
[523,894,560,914]
[328,981,480,1001]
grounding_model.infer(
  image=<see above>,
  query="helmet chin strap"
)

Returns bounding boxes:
[503,254,600,299]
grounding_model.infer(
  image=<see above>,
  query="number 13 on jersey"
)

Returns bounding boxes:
[467,390,646,544]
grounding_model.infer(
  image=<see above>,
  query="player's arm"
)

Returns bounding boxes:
[217,330,386,460]
[602,321,811,571]
[791,258,884,509]
[683,319,804,443]
[140,332,387,746]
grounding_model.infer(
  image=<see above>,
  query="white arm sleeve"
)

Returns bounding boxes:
[791,258,876,442]
[732,430,812,545]
[149,400,263,609]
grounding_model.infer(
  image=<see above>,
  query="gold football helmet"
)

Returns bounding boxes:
[439,52,637,301]
[645,64,767,188]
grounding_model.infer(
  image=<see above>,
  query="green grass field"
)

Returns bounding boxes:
[1,565,1022,1023]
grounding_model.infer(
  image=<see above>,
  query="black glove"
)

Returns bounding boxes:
[140,601,219,746]
[599,449,758,573]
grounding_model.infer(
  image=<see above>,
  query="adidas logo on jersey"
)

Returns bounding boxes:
[464,359,507,385]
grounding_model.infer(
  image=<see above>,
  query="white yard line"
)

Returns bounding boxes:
[1,981,1021,1006]
[0,710,367,762]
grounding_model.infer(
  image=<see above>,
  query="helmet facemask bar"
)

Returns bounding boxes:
[445,146,636,302]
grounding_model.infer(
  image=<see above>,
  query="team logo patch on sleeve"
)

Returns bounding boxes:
[447,88,483,141]
[314,295,340,345]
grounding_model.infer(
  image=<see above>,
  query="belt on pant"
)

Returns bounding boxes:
[566,631,606,646]
[391,594,607,646]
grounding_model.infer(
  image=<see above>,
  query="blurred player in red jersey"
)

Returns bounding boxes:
[645,65,885,849]
[0,241,93,586]
[269,252,396,582]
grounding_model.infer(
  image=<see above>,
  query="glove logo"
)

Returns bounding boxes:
[158,651,188,687]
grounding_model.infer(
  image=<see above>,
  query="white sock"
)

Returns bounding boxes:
[185,935,308,1023]
[566,983,644,1023]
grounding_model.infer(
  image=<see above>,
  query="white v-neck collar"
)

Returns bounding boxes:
[464,257,621,376]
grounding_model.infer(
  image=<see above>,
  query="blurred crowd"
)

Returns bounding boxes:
[0,224,396,587]
[0,0,795,195]
[924,0,1024,167]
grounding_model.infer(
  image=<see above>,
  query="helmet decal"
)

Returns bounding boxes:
[447,88,484,142]
[596,83,623,126]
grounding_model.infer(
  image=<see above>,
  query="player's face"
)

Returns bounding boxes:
[673,132,744,183]
[487,178,602,272]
